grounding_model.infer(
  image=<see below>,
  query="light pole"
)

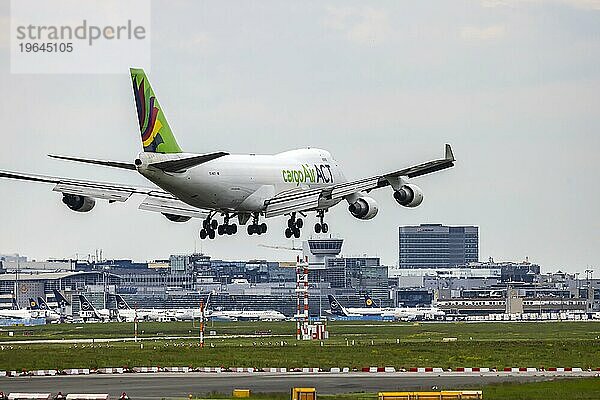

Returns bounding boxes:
[585,269,593,313]
[15,254,20,308]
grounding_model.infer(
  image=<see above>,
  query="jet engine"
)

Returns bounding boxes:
[393,184,424,208]
[163,213,191,223]
[62,194,96,212]
[348,196,379,220]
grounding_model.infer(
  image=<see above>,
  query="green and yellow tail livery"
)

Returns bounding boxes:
[130,68,182,154]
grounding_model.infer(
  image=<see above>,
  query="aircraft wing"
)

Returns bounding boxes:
[138,192,209,218]
[264,187,322,217]
[327,143,455,199]
[264,144,455,216]
[0,169,209,219]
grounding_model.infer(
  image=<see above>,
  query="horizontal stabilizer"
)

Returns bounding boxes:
[149,152,228,172]
[49,155,136,170]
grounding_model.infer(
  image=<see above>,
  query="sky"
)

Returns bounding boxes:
[0,0,598,274]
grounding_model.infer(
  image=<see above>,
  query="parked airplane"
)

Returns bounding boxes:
[16,297,61,323]
[114,293,203,322]
[41,291,72,322]
[327,295,444,321]
[0,298,37,320]
[0,69,455,240]
[200,293,286,321]
[209,309,287,322]
[77,294,111,322]
[365,294,445,320]
[113,294,168,322]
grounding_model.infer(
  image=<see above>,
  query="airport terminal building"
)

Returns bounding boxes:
[1,229,597,320]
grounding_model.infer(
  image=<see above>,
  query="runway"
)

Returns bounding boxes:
[1,372,596,399]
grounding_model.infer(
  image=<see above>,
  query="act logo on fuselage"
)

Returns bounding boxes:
[282,164,333,186]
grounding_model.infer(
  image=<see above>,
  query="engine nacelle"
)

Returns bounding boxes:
[348,196,379,220]
[162,213,191,223]
[62,194,96,212]
[393,184,424,208]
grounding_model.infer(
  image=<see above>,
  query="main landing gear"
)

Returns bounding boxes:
[247,213,267,236]
[199,215,218,240]
[218,214,237,236]
[285,212,303,239]
[314,209,328,234]
[200,213,238,240]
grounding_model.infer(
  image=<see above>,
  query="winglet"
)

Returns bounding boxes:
[445,144,455,162]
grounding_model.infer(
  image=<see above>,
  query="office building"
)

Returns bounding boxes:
[399,224,478,269]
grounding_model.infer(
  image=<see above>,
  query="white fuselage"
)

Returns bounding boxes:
[0,308,61,322]
[208,309,286,321]
[336,306,445,320]
[136,148,347,213]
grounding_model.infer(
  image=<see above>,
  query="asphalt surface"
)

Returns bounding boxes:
[1,372,596,399]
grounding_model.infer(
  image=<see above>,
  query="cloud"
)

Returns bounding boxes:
[177,32,212,52]
[460,25,506,41]
[481,0,600,10]
[323,6,390,46]
[0,16,9,48]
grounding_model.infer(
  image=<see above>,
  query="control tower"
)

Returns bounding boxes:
[302,238,343,270]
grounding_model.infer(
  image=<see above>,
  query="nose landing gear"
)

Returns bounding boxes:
[314,209,328,234]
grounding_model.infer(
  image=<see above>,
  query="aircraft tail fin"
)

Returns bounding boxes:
[130,68,182,154]
[364,294,377,308]
[327,295,348,316]
[28,298,39,310]
[37,297,50,310]
[114,294,131,310]
[53,290,70,307]
[78,294,96,312]
[204,293,211,311]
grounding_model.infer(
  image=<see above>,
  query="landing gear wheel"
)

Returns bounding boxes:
[208,229,216,239]
[314,223,321,234]
[217,225,225,235]
[322,223,329,233]
[285,228,293,238]
[228,224,237,235]
[295,218,303,229]
[210,220,218,230]
[248,225,255,235]
[293,228,301,239]
[260,223,268,234]
[200,229,207,239]
[287,219,295,229]
[202,220,209,230]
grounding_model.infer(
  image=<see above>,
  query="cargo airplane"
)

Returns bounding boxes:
[0,69,455,240]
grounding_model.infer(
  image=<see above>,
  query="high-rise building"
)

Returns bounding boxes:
[398,224,478,269]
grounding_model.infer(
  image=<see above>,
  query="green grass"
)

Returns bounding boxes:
[484,377,600,400]
[2,320,599,342]
[0,321,599,371]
